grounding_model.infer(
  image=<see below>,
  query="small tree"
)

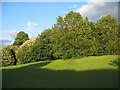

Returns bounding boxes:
[13,31,29,46]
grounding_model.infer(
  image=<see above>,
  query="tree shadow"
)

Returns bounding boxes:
[1,61,118,88]
[109,58,120,67]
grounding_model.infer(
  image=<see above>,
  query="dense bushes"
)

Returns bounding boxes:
[0,45,18,66]
[16,39,36,64]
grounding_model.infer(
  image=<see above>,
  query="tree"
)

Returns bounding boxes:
[13,31,29,46]
[95,15,118,55]
[52,11,98,59]
[34,28,56,61]
[9,11,118,65]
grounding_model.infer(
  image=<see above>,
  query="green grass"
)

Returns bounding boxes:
[1,55,119,88]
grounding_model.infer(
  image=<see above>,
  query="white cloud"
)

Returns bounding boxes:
[0,38,12,47]
[73,5,77,8]
[76,2,118,21]
[27,21,37,31]
[8,21,38,41]
[26,31,36,39]
[9,30,18,40]
[26,21,37,39]
[69,4,77,9]
[0,38,11,42]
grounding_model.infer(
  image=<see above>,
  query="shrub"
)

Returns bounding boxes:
[0,45,18,66]
[16,39,36,64]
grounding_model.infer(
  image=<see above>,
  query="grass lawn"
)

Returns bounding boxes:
[1,55,119,88]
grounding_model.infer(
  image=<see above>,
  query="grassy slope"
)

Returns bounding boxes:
[2,55,118,88]
[42,55,118,71]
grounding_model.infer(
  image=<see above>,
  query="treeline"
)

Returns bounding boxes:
[0,11,119,66]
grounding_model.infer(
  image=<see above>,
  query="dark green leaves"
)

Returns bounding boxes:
[13,31,29,46]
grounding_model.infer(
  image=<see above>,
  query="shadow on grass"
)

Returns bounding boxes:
[2,61,118,88]
[109,58,120,67]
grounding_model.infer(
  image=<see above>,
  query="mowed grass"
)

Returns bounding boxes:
[1,55,119,88]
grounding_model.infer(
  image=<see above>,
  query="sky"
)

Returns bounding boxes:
[0,1,119,47]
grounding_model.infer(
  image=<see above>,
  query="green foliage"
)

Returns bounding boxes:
[26,11,118,62]
[2,11,119,66]
[64,11,83,29]
[54,16,65,30]
[16,39,36,64]
[33,29,57,61]
[51,11,98,59]
[13,31,29,46]
[0,45,18,66]
[95,15,118,55]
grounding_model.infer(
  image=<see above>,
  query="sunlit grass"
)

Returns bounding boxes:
[41,55,118,71]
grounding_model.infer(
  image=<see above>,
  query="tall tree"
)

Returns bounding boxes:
[95,15,118,55]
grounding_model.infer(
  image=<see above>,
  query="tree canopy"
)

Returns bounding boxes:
[13,31,29,46]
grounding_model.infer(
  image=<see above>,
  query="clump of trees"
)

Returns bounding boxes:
[0,11,119,66]
[31,11,118,61]
[0,31,29,66]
